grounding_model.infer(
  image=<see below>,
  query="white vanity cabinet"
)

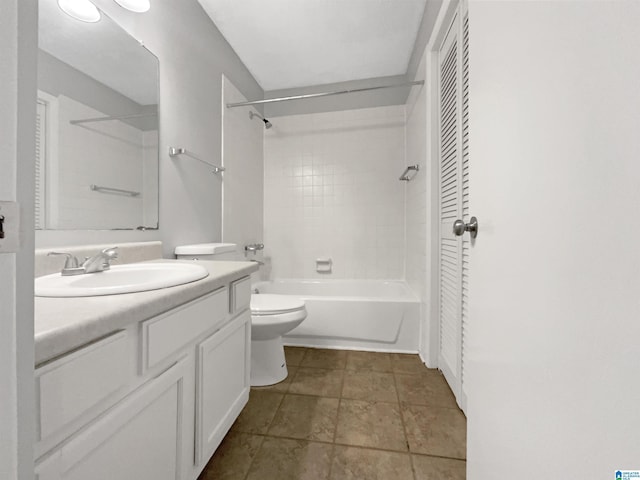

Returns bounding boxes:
[34,274,253,480]
[36,357,190,480]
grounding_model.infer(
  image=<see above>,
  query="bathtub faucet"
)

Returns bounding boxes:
[245,243,264,255]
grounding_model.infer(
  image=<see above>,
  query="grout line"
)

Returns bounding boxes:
[295,346,309,367]
[410,451,468,462]
[254,431,411,454]
[248,430,466,461]
[326,443,337,479]
[241,434,266,480]
[393,370,418,480]
[263,389,287,436]
[331,357,348,446]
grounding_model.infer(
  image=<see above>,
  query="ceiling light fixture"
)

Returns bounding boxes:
[113,0,151,13]
[57,0,101,23]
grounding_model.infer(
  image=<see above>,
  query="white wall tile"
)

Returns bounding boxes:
[264,105,406,279]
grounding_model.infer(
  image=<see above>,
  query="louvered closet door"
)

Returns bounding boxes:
[438,8,469,411]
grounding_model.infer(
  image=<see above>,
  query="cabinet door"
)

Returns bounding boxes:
[196,311,250,466]
[36,357,189,480]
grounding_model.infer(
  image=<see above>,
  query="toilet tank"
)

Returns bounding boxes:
[174,243,237,261]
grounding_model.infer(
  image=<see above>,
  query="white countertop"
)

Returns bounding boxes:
[34,259,258,366]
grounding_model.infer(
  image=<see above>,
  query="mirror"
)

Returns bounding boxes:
[36,0,159,230]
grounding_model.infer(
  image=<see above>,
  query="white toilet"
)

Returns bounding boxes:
[174,243,307,386]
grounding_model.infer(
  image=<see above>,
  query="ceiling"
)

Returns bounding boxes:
[198,0,428,92]
[39,0,158,105]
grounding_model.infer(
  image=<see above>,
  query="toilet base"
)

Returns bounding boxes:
[250,337,289,386]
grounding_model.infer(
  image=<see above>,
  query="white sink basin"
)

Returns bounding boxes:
[35,263,209,297]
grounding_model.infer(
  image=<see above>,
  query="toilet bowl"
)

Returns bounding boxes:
[174,243,307,386]
[250,294,307,386]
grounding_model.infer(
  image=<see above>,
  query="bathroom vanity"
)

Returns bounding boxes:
[33,259,257,480]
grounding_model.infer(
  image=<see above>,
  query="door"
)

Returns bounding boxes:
[437,6,470,411]
[465,2,640,477]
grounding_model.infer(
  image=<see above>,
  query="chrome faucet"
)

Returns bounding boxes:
[48,247,119,276]
[82,247,119,273]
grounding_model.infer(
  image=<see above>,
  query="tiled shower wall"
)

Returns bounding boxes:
[264,105,406,279]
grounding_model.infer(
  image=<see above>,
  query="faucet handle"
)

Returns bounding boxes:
[48,251,80,269]
[101,246,119,259]
[48,252,85,276]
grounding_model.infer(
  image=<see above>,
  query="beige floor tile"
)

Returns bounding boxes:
[342,370,398,403]
[402,404,467,459]
[412,454,466,480]
[395,372,457,408]
[330,446,413,480]
[268,394,339,442]
[231,390,283,434]
[285,346,307,367]
[252,366,298,394]
[198,431,264,480]
[289,367,344,397]
[245,437,333,480]
[301,348,348,369]
[335,399,407,451]
[390,353,429,375]
[345,351,393,373]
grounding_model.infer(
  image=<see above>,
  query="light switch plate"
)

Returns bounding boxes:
[0,201,20,253]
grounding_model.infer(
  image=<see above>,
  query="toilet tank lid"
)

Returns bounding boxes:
[174,243,237,255]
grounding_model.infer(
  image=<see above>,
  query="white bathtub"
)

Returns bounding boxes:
[253,279,420,353]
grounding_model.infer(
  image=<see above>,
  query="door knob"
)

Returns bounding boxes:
[453,217,478,239]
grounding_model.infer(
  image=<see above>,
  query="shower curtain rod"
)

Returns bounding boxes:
[226,80,425,108]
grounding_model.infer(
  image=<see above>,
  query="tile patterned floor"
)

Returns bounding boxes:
[198,348,466,480]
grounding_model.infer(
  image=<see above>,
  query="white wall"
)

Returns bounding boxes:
[221,76,264,258]
[0,1,36,479]
[466,1,640,477]
[264,105,406,279]
[404,52,429,357]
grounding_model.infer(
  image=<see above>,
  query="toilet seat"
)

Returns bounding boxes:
[250,294,307,340]
[250,294,305,316]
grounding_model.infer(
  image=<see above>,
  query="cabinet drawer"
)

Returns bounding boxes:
[141,288,227,371]
[36,331,128,444]
[230,276,251,313]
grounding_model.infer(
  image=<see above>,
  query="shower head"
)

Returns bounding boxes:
[249,111,272,129]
